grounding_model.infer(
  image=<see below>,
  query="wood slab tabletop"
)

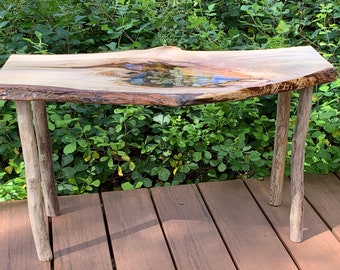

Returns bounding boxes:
[0,46,337,106]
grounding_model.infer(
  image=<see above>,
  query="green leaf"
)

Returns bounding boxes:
[188,163,199,170]
[150,167,159,176]
[106,42,117,51]
[204,151,212,160]
[174,172,186,183]
[85,185,93,191]
[0,21,9,29]
[242,146,252,152]
[62,154,74,167]
[158,168,171,181]
[192,152,202,162]
[129,161,136,171]
[143,178,153,188]
[101,24,109,31]
[77,139,88,148]
[74,15,87,23]
[153,114,171,125]
[121,182,134,190]
[276,20,290,34]
[135,181,143,189]
[118,151,130,161]
[210,159,220,167]
[179,165,190,173]
[91,180,101,187]
[218,162,227,172]
[68,178,77,185]
[116,124,123,132]
[63,142,77,154]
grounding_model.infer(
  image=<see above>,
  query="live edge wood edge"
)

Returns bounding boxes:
[0,46,337,107]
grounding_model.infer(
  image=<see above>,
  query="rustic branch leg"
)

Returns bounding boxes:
[15,101,53,261]
[290,86,313,242]
[32,101,60,217]
[269,91,291,206]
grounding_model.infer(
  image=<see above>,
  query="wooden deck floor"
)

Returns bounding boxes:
[1,173,339,270]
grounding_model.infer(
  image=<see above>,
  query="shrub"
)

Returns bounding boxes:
[0,0,339,199]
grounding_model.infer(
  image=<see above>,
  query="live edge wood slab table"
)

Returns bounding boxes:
[0,46,337,261]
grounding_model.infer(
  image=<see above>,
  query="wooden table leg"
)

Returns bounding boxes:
[15,101,53,261]
[290,86,313,242]
[32,101,60,217]
[269,91,291,206]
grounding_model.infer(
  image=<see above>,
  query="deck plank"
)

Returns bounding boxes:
[304,174,340,241]
[199,180,297,270]
[0,200,50,270]
[102,189,175,270]
[1,173,340,269]
[52,193,112,270]
[245,177,340,270]
[151,184,236,270]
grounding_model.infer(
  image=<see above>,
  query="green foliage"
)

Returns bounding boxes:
[0,161,26,201]
[0,0,339,200]
[235,0,340,64]
[303,80,340,174]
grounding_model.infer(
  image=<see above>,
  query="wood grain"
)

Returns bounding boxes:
[304,174,340,241]
[1,176,339,269]
[151,184,236,270]
[290,87,313,242]
[52,194,112,270]
[199,180,297,270]
[269,91,291,206]
[0,46,336,106]
[15,100,53,261]
[32,101,60,217]
[102,189,175,270]
[0,200,51,270]
[245,177,340,270]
